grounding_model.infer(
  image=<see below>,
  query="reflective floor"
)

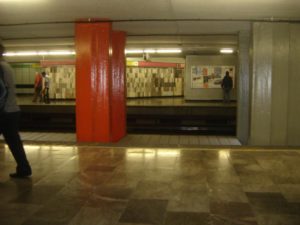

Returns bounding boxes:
[0,144,300,225]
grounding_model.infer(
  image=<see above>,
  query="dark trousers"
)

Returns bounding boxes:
[0,111,31,172]
[32,86,42,102]
[223,88,231,103]
[43,87,50,103]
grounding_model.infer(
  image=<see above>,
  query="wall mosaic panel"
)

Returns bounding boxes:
[13,64,184,99]
[126,67,183,98]
[45,66,76,99]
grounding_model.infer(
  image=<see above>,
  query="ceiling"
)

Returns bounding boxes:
[0,0,299,55]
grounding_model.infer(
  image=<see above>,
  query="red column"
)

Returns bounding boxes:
[75,22,112,142]
[111,31,127,142]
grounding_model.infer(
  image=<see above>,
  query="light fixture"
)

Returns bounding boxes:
[48,51,76,55]
[143,49,156,53]
[156,49,182,53]
[3,48,182,57]
[125,48,182,54]
[125,49,144,54]
[3,50,76,57]
[220,48,234,54]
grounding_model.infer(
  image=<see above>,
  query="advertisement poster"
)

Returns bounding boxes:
[191,65,235,88]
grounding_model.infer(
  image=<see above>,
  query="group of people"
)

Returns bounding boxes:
[32,71,50,104]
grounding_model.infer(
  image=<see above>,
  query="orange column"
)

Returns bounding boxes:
[75,22,112,142]
[111,31,127,142]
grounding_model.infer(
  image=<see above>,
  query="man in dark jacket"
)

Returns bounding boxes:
[0,43,32,178]
[221,71,233,103]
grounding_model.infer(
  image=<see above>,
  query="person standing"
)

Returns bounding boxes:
[0,43,32,178]
[221,71,233,103]
[32,71,43,102]
[42,71,50,104]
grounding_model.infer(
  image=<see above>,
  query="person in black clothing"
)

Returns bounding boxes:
[0,43,32,178]
[41,71,50,104]
[221,71,233,103]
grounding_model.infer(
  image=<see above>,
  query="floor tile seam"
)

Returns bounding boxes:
[2,140,300,152]
[30,143,300,152]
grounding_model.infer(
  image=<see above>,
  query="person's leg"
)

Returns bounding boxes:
[43,88,47,103]
[38,87,43,102]
[45,88,50,103]
[223,89,230,103]
[225,90,230,102]
[223,89,227,102]
[2,112,31,177]
[32,88,38,102]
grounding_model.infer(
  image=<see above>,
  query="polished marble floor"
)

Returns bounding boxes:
[0,143,300,225]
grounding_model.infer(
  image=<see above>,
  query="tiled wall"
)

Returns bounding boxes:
[11,63,40,94]
[45,66,76,99]
[12,64,184,99]
[126,67,183,97]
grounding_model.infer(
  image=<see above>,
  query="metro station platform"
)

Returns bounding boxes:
[0,132,241,148]
[17,95,236,108]
[17,96,237,135]
[1,97,299,225]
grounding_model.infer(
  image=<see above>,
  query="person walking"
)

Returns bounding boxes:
[32,71,43,102]
[0,43,32,178]
[221,71,233,103]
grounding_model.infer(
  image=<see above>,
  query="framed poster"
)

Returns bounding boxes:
[191,65,235,88]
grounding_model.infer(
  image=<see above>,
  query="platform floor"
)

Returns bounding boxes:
[17,96,237,135]
[0,143,300,225]
[17,96,236,108]
[0,132,240,147]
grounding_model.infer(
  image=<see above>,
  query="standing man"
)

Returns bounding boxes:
[42,71,50,104]
[0,43,32,178]
[221,71,233,103]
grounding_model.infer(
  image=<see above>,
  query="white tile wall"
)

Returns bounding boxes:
[13,64,184,99]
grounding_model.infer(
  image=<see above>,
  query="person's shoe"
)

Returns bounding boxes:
[10,166,32,178]
[9,171,32,178]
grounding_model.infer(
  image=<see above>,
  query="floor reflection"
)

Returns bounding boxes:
[0,144,300,225]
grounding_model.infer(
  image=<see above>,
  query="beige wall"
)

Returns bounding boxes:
[250,22,300,146]
[287,24,300,146]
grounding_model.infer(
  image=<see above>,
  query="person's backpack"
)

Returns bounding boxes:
[0,64,8,113]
